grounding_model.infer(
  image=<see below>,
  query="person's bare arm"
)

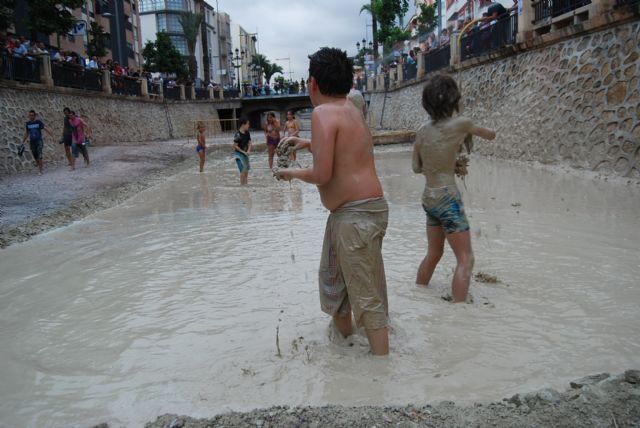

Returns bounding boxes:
[80,119,92,137]
[22,129,28,144]
[233,143,248,155]
[469,125,496,140]
[293,120,300,137]
[277,108,335,184]
[412,139,423,174]
[247,140,252,154]
[43,126,54,138]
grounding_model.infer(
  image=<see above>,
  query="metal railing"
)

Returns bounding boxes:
[148,81,162,97]
[111,75,141,96]
[533,0,592,22]
[424,45,451,74]
[615,0,639,6]
[403,61,418,80]
[533,0,553,21]
[552,0,591,16]
[164,86,181,100]
[223,88,240,99]
[195,88,209,100]
[0,52,41,83]
[460,13,518,61]
[52,62,102,91]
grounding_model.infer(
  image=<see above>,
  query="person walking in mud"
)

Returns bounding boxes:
[233,117,252,185]
[196,122,206,173]
[263,112,281,169]
[276,47,390,356]
[61,107,73,168]
[412,75,496,302]
[68,111,92,170]
[22,110,54,175]
[284,110,300,161]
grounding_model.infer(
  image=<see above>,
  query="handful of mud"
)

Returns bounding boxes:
[455,134,473,178]
[273,138,301,180]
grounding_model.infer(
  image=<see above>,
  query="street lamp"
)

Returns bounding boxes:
[230,48,245,93]
[275,56,293,81]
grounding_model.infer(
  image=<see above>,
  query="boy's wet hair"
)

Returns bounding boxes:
[421,74,461,122]
[239,116,250,126]
[308,47,353,96]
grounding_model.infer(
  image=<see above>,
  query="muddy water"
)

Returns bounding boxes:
[1,146,639,428]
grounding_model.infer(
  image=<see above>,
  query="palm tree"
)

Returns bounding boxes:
[262,63,283,85]
[250,54,283,85]
[360,0,379,59]
[178,11,203,82]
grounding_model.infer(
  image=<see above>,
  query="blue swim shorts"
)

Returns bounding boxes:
[421,185,470,234]
[234,151,250,173]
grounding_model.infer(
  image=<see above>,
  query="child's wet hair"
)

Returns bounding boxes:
[239,116,250,127]
[308,47,353,96]
[421,74,461,122]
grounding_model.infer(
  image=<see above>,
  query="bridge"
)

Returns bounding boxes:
[238,93,312,130]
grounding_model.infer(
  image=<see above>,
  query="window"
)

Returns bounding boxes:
[139,0,185,13]
[157,13,182,32]
[169,35,188,55]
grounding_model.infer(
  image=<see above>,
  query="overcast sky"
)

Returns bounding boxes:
[213,0,397,82]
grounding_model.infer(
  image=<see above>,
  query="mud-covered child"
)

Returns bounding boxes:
[276,47,390,356]
[412,75,496,302]
[233,117,252,185]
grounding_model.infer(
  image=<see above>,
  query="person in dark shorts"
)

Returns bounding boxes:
[22,110,53,175]
[233,117,252,185]
[68,111,92,169]
[61,107,73,168]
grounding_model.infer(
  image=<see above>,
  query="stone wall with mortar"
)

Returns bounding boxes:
[0,86,221,176]
[369,20,640,178]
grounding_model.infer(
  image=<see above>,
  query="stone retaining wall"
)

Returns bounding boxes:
[369,20,640,178]
[0,85,221,175]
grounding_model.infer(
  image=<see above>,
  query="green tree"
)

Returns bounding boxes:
[373,0,412,52]
[261,62,283,85]
[250,54,283,85]
[0,0,14,34]
[178,11,203,82]
[416,0,438,35]
[25,0,85,47]
[86,21,109,58]
[142,31,187,79]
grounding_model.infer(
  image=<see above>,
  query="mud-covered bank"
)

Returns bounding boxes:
[142,370,640,428]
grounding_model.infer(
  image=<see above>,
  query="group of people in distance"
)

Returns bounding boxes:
[21,108,91,175]
[272,47,495,356]
[194,109,302,185]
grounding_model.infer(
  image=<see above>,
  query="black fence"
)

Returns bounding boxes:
[52,62,102,91]
[213,89,222,99]
[424,45,451,74]
[164,86,181,100]
[551,0,591,16]
[460,13,518,61]
[195,88,209,100]
[615,0,639,6]
[403,61,418,80]
[0,52,41,83]
[148,82,161,97]
[184,86,194,100]
[223,89,240,99]
[111,75,141,96]
[533,0,592,21]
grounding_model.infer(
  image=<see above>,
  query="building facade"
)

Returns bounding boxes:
[231,24,258,86]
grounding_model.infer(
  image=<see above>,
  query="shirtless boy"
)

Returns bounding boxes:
[276,47,390,355]
[412,75,496,302]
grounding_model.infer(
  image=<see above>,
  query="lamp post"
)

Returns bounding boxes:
[230,48,245,93]
[275,56,293,81]
[99,0,123,65]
